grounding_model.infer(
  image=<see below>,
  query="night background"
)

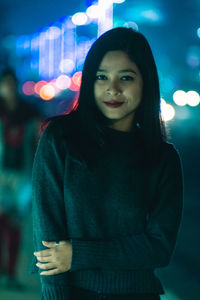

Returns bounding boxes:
[0,0,199,299]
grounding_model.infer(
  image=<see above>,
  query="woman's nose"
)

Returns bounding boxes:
[106,80,122,96]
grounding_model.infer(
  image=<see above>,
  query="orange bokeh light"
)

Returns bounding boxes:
[40,84,55,100]
[72,71,82,87]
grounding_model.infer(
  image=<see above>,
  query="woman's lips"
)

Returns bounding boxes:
[104,101,124,108]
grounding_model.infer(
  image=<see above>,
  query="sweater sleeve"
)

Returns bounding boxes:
[31,120,71,300]
[69,144,183,271]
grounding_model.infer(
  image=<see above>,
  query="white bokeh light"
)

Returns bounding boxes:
[186,90,200,106]
[98,0,113,9]
[86,5,100,19]
[56,75,71,90]
[173,90,187,106]
[160,98,166,107]
[72,12,88,25]
[46,26,61,40]
[59,59,75,73]
[161,98,175,122]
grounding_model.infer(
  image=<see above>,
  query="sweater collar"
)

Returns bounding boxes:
[104,124,142,152]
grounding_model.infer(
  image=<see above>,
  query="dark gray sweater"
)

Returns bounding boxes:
[31,113,183,300]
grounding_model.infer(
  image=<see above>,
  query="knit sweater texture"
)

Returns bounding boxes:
[31,112,183,300]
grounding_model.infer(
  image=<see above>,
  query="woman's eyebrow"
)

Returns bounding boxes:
[119,69,137,74]
[97,69,108,72]
[97,69,137,74]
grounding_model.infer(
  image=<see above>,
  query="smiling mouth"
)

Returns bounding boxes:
[104,101,124,108]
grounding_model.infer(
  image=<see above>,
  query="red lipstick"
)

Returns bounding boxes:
[104,101,124,108]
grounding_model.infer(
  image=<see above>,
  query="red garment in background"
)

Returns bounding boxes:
[0,213,21,277]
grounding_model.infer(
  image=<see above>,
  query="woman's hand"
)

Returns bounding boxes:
[34,240,72,275]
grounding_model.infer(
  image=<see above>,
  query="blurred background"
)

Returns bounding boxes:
[0,0,199,299]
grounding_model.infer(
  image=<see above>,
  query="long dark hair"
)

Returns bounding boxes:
[70,27,166,166]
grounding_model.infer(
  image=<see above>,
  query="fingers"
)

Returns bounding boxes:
[34,249,51,257]
[36,262,55,270]
[34,241,64,257]
[33,240,71,276]
[34,241,56,257]
[41,269,63,276]
[34,241,70,256]
[36,256,51,263]
[42,241,58,248]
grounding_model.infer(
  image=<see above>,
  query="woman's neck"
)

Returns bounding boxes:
[107,113,135,133]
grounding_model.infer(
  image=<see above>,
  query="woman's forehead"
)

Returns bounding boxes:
[98,51,138,71]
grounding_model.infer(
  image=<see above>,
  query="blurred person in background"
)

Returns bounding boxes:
[32,27,183,300]
[0,68,40,289]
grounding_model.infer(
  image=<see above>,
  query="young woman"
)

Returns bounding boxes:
[32,27,183,300]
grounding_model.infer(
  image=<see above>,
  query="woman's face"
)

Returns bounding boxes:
[94,50,143,132]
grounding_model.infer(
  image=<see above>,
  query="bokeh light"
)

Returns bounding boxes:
[72,72,82,87]
[161,98,166,106]
[59,59,75,73]
[56,75,71,90]
[187,55,200,67]
[40,84,55,100]
[173,90,200,107]
[141,9,161,21]
[123,21,139,31]
[34,80,47,95]
[69,80,80,92]
[86,5,100,19]
[72,12,88,25]
[197,28,200,39]
[161,98,175,122]
[46,26,61,40]
[173,90,187,106]
[98,0,113,9]
[22,81,35,95]
[49,79,61,95]
[186,46,200,67]
[186,91,200,107]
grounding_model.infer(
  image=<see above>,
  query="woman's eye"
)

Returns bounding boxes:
[96,75,107,80]
[121,76,134,81]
